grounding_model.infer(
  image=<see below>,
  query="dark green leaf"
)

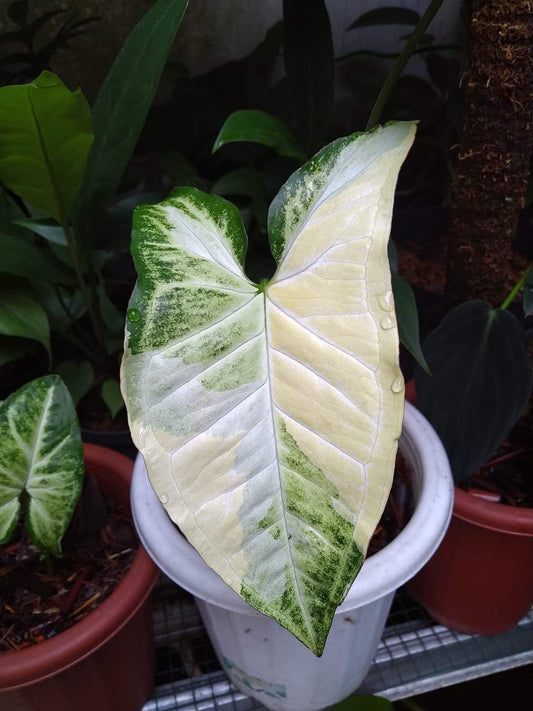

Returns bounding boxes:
[73,0,189,247]
[0,188,28,239]
[95,192,165,250]
[283,0,334,154]
[14,216,67,245]
[0,336,34,367]
[0,71,93,225]
[55,360,94,406]
[97,285,124,334]
[0,282,50,356]
[211,169,267,228]
[213,110,306,161]
[348,7,421,29]
[0,231,74,284]
[524,265,533,316]
[101,379,125,419]
[415,302,532,483]
[33,283,87,334]
[0,375,83,555]
[392,273,429,372]
[388,240,398,273]
[328,694,394,710]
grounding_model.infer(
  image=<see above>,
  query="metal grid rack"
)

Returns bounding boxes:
[144,576,533,710]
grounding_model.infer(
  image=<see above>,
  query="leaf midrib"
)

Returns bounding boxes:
[263,288,316,646]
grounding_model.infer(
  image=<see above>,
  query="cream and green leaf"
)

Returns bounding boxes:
[0,375,84,556]
[121,122,416,655]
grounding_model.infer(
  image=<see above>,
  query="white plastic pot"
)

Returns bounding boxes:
[131,402,453,711]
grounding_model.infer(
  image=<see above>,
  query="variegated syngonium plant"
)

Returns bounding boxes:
[0,375,84,557]
[121,121,416,655]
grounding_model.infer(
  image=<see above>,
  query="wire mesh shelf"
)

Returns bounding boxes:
[144,576,533,710]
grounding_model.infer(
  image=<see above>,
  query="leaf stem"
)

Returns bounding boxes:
[57,217,106,360]
[500,262,533,310]
[365,0,445,130]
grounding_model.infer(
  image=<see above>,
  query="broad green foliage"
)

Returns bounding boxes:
[73,0,189,246]
[0,376,84,556]
[0,71,93,224]
[122,122,415,654]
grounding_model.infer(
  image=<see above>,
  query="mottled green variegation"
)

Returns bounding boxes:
[0,376,83,556]
[121,122,416,655]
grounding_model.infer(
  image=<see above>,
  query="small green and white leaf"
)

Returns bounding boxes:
[102,380,125,418]
[213,110,307,161]
[56,361,95,407]
[0,375,84,555]
[122,122,415,655]
[0,281,51,356]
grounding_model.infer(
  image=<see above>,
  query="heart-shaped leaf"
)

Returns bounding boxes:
[0,375,84,555]
[122,122,415,655]
[415,301,532,483]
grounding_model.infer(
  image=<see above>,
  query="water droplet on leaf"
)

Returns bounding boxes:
[378,291,393,312]
[391,377,404,394]
[160,493,169,504]
[127,308,141,322]
[380,316,395,330]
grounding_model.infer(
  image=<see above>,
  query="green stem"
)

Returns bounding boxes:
[500,262,533,310]
[365,0,445,130]
[60,220,106,356]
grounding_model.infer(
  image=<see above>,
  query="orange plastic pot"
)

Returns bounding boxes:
[405,380,533,634]
[408,488,533,634]
[0,444,159,711]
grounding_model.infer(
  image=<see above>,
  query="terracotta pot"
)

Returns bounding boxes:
[408,487,533,634]
[406,380,533,634]
[0,444,159,711]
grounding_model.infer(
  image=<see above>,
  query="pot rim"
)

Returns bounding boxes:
[131,402,454,615]
[453,486,533,536]
[0,443,159,692]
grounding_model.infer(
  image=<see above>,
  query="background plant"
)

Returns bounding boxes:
[0,0,189,422]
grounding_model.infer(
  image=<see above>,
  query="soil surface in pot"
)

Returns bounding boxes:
[367,452,412,556]
[461,439,533,509]
[0,477,137,653]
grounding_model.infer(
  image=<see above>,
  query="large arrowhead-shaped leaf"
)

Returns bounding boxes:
[121,122,415,655]
[0,375,84,555]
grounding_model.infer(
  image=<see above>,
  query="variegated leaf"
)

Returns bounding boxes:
[0,375,84,555]
[121,122,416,655]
